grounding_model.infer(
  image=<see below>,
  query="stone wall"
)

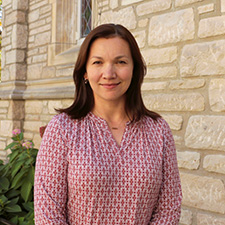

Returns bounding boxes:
[1,0,225,224]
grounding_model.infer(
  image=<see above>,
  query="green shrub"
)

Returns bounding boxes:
[0,129,38,225]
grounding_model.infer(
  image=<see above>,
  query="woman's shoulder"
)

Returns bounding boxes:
[141,115,172,133]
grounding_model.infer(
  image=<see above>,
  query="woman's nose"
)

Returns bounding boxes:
[102,64,116,79]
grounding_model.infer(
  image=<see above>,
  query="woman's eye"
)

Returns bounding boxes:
[93,61,102,65]
[117,60,127,64]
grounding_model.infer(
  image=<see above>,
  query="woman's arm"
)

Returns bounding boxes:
[150,120,182,225]
[34,116,69,224]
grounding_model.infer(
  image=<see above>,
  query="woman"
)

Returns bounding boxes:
[34,24,182,224]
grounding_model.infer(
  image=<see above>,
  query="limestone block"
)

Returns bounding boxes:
[34,31,51,46]
[136,0,171,16]
[1,69,10,82]
[30,24,51,36]
[180,209,193,225]
[23,132,33,140]
[27,48,38,57]
[48,101,63,114]
[42,66,56,78]
[29,19,46,30]
[25,101,43,114]
[148,9,194,46]
[141,82,168,91]
[24,121,43,132]
[146,66,177,79]
[62,100,73,108]
[180,40,225,77]
[100,7,136,30]
[169,79,205,90]
[198,3,214,14]
[180,173,225,214]
[25,115,40,121]
[1,49,6,69]
[32,54,47,63]
[162,115,183,130]
[33,134,42,149]
[7,101,25,120]
[109,0,118,9]
[12,0,29,10]
[2,0,11,7]
[39,46,47,54]
[12,24,28,49]
[29,0,48,11]
[2,36,11,47]
[209,79,225,112]
[0,109,7,114]
[40,5,52,15]
[0,141,6,151]
[56,67,74,77]
[197,213,225,225]
[9,64,27,80]
[121,0,142,5]
[142,47,177,65]
[28,9,40,23]
[175,0,203,7]
[0,120,13,137]
[198,15,225,38]
[177,151,200,169]
[6,50,25,64]
[203,155,225,174]
[185,116,225,151]
[173,135,183,145]
[27,64,42,80]
[138,19,148,28]
[0,101,10,108]
[5,11,26,26]
[132,30,146,48]
[143,93,204,112]
[222,0,225,12]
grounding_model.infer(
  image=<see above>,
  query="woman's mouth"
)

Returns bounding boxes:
[100,82,121,89]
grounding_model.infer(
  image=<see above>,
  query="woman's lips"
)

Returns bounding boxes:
[100,82,121,89]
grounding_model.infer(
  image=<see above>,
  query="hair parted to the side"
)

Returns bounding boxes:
[57,23,160,121]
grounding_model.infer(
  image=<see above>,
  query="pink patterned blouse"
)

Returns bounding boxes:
[34,112,182,225]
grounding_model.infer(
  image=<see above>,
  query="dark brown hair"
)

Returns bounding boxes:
[57,23,160,121]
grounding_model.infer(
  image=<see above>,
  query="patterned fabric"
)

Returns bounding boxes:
[34,112,182,225]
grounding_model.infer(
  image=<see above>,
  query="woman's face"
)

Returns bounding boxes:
[85,37,134,106]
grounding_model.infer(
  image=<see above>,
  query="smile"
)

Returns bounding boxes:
[100,83,121,89]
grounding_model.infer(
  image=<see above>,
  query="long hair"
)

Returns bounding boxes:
[57,24,160,121]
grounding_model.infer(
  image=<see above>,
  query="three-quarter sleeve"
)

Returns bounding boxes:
[34,116,69,224]
[149,120,182,225]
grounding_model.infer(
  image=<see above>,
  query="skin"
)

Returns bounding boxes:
[84,37,134,145]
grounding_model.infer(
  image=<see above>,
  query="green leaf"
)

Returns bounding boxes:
[5,204,22,213]
[6,189,20,199]
[19,132,24,141]
[21,180,32,203]
[11,170,27,189]
[22,202,34,211]
[0,194,8,203]
[6,197,19,206]
[4,142,18,150]
[27,167,34,184]
[0,177,10,190]
[10,216,19,224]
[24,158,33,166]
[9,150,20,163]
[11,161,25,178]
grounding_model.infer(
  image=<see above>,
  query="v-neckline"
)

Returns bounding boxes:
[88,112,131,150]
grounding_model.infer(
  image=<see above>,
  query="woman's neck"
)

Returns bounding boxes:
[92,101,129,126]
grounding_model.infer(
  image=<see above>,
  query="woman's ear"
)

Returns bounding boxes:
[84,73,88,79]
